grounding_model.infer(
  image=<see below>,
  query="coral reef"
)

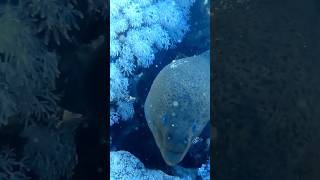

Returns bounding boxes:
[198,159,210,180]
[0,148,29,180]
[110,150,181,180]
[110,0,195,123]
[0,4,59,127]
[0,0,106,179]
[110,0,211,179]
[22,0,84,45]
[20,124,78,180]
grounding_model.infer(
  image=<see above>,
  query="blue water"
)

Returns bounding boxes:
[110,0,211,178]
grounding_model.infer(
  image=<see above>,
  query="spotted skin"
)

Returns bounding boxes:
[144,50,210,166]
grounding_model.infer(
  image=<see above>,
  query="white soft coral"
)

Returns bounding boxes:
[110,0,195,123]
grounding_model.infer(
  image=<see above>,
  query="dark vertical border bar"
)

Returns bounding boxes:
[105,0,110,179]
[210,0,216,179]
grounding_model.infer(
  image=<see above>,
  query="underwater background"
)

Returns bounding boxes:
[109,0,211,179]
[2,0,319,179]
[0,0,107,179]
[214,0,320,180]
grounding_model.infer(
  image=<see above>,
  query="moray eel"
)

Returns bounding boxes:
[144,50,210,166]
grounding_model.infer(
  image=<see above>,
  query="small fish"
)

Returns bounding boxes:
[126,96,136,102]
[192,136,203,144]
[56,110,83,128]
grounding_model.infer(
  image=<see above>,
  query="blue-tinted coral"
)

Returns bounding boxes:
[110,63,129,102]
[110,150,180,180]
[198,159,210,180]
[0,4,59,126]
[88,0,108,18]
[0,1,105,179]
[20,125,78,180]
[22,0,83,45]
[116,100,134,121]
[110,109,120,126]
[110,0,195,123]
[0,148,30,180]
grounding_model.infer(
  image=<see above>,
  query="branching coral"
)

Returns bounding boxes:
[0,4,59,126]
[0,148,30,180]
[110,0,194,69]
[198,159,210,180]
[22,0,83,45]
[110,150,180,180]
[110,109,120,126]
[110,63,129,102]
[110,0,195,123]
[0,1,106,179]
[20,124,78,180]
[88,0,108,18]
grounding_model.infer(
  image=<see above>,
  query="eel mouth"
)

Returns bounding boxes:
[166,148,184,155]
[164,144,184,153]
[161,146,186,166]
[156,131,187,165]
